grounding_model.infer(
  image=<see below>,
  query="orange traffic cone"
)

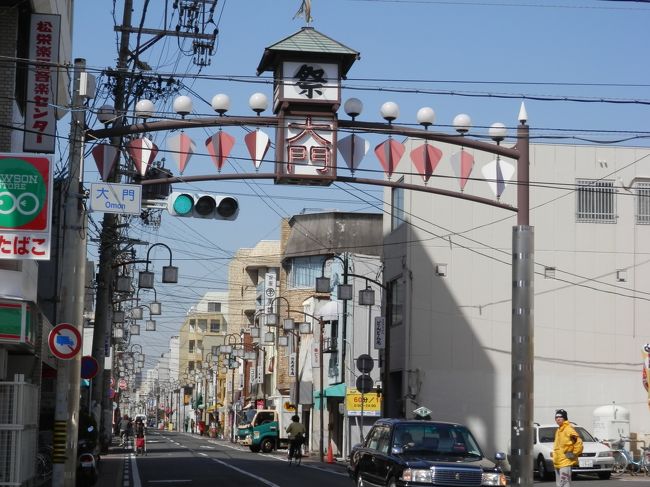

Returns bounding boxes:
[326,440,334,464]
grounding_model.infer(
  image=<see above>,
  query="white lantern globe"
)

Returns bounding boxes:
[489,122,507,142]
[173,95,193,116]
[453,113,472,134]
[249,92,268,114]
[135,99,155,120]
[344,98,363,119]
[380,101,399,122]
[416,107,435,127]
[211,94,230,115]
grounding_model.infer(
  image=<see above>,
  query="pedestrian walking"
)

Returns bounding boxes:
[184,417,189,432]
[190,418,195,434]
[552,409,583,487]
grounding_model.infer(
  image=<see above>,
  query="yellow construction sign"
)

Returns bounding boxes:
[346,388,382,417]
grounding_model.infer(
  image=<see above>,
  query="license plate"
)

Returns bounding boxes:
[579,458,593,468]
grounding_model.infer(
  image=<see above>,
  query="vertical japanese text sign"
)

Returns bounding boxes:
[24,14,61,154]
[0,154,53,260]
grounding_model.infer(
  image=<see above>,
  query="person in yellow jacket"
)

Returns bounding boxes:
[552,409,583,487]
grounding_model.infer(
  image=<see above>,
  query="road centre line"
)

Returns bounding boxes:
[130,453,141,487]
[210,457,282,487]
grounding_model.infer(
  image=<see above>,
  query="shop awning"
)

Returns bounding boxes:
[324,383,346,397]
[313,383,346,399]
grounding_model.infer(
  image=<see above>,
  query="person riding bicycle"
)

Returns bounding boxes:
[118,414,131,446]
[286,415,306,460]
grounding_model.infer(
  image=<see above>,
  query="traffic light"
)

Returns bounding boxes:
[167,192,239,220]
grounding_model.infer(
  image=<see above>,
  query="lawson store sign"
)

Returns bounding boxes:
[0,154,53,260]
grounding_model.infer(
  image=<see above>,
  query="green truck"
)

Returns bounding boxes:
[238,395,295,453]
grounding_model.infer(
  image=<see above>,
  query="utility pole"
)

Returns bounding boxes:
[52,58,89,487]
[90,0,133,449]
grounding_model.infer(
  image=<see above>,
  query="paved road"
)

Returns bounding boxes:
[98,431,650,487]
[116,430,350,487]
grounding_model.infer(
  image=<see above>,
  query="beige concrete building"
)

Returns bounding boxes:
[176,291,230,431]
[222,213,384,458]
[384,139,650,457]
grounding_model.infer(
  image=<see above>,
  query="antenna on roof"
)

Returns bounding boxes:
[293,0,313,25]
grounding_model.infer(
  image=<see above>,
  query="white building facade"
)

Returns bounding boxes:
[383,139,650,456]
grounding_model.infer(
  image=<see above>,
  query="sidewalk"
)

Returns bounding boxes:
[95,441,128,487]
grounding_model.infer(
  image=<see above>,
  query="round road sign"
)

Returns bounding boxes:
[356,354,374,373]
[81,356,99,379]
[356,374,374,394]
[48,323,81,360]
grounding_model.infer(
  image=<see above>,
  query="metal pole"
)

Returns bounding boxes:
[295,334,301,406]
[382,285,392,417]
[340,254,349,385]
[510,121,533,487]
[52,58,87,487]
[90,0,133,452]
[319,317,324,462]
[231,369,235,442]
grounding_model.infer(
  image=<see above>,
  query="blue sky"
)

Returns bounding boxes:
[71,0,650,363]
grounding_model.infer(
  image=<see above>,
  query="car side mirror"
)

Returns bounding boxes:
[495,451,506,461]
[392,446,404,455]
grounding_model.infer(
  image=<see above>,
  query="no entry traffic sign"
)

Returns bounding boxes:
[48,323,81,360]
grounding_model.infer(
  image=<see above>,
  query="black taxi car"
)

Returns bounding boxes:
[348,418,507,487]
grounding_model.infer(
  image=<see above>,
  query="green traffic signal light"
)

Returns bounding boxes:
[167,191,239,220]
[171,193,193,216]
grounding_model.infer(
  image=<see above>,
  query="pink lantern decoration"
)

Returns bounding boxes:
[91,143,119,181]
[167,133,196,174]
[127,137,158,177]
[374,138,405,179]
[410,142,442,184]
[205,131,235,172]
[244,129,270,171]
[338,134,369,174]
[450,149,475,191]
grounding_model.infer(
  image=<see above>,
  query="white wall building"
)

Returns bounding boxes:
[384,139,650,456]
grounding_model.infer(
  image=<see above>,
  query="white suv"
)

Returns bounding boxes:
[533,423,615,480]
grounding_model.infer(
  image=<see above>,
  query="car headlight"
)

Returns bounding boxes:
[401,468,432,483]
[598,450,614,457]
[482,472,507,486]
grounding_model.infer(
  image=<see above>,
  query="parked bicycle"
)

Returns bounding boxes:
[607,437,650,476]
[35,446,53,481]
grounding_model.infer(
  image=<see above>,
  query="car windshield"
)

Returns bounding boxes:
[392,423,482,457]
[239,410,257,424]
[538,426,596,443]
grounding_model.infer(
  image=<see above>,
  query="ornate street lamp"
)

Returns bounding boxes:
[139,243,178,288]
